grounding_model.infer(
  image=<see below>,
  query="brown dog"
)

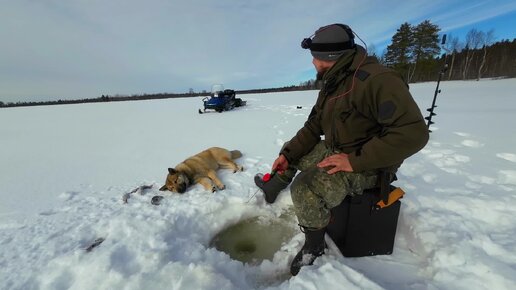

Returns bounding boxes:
[159,147,243,193]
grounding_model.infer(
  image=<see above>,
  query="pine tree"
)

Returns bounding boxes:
[384,22,413,81]
[408,20,440,82]
[384,21,442,83]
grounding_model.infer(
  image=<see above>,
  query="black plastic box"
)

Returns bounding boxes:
[326,187,401,257]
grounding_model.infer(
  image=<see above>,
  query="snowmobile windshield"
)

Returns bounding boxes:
[211,84,225,94]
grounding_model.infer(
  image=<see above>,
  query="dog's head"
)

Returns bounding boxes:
[159,168,190,193]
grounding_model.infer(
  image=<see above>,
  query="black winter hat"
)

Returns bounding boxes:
[302,24,356,61]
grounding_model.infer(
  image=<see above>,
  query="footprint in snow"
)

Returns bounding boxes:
[39,210,58,216]
[454,132,471,137]
[465,182,482,189]
[245,158,260,166]
[398,162,426,177]
[422,174,437,183]
[467,175,496,185]
[497,170,516,186]
[496,153,516,163]
[461,139,484,148]
[59,191,80,201]
[453,155,471,163]
[423,148,470,174]
[227,179,244,189]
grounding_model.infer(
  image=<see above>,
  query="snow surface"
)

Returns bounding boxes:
[1,79,516,290]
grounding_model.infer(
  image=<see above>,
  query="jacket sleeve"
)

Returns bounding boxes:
[348,72,429,172]
[280,105,323,163]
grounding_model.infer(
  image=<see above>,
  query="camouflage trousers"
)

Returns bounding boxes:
[285,141,378,229]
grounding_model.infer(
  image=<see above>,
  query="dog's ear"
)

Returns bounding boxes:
[168,168,177,175]
[159,185,168,191]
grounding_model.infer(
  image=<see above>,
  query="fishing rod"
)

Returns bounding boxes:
[425,34,450,132]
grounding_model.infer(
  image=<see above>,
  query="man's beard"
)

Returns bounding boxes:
[316,70,327,81]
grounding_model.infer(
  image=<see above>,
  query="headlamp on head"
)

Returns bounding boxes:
[301,37,312,49]
[300,24,356,61]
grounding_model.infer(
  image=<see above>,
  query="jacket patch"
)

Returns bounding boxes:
[355,69,370,81]
[378,101,396,120]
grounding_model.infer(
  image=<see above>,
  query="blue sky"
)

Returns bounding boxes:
[373,8,516,53]
[445,9,516,42]
[1,0,515,102]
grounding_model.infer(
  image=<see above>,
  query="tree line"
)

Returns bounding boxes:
[382,20,515,83]
[0,92,207,108]
[0,85,314,108]
[441,36,516,81]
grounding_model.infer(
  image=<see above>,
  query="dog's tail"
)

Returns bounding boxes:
[230,150,242,159]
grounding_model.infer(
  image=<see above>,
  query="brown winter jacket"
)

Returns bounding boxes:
[280,46,429,173]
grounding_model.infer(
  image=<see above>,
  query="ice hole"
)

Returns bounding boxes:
[210,214,296,265]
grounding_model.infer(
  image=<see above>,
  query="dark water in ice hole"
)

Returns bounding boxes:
[210,212,297,265]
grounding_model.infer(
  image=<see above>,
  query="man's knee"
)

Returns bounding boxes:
[290,167,324,205]
[291,169,309,187]
[290,170,310,205]
[291,168,318,193]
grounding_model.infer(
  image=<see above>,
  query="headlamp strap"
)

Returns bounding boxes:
[309,41,355,52]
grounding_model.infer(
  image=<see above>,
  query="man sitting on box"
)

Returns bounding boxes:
[254,23,429,276]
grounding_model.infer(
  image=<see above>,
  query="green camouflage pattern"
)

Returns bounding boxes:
[288,141,378,229]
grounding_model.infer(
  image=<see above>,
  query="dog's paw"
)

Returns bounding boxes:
[234,166,244,173]
[218,184,226,190]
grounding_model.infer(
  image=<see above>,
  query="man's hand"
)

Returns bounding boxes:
[317,153,354,174]
[272,154,289,174]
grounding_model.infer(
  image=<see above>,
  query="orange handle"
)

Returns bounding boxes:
[376,187,405,209]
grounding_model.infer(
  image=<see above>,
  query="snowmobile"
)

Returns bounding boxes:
[198,84,246,114]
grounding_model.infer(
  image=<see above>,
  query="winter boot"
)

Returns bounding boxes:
[290,227,326,276]
[254,172,292,203]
